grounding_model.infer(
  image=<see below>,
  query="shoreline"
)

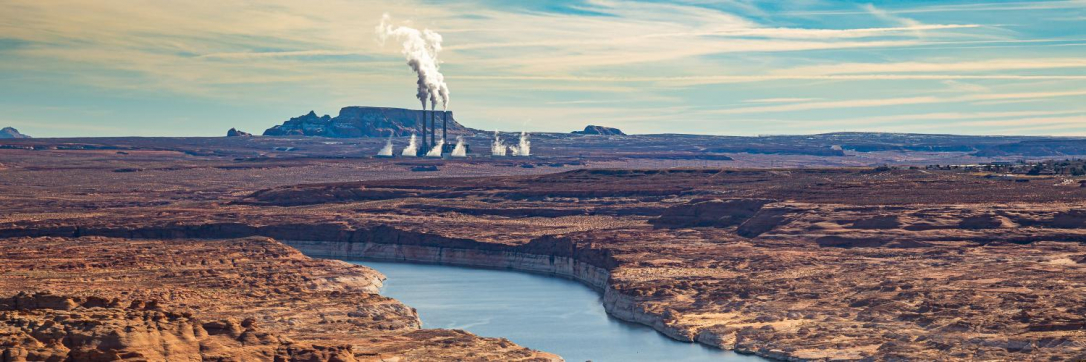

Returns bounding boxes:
[284,240,778,361]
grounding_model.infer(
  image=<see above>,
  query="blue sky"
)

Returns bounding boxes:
[1,0,1084,137]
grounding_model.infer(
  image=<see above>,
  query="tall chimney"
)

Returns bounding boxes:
[431,110,436,147]
[443,111,447,144]
[421,107,427,151]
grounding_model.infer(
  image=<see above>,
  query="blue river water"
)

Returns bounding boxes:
[349,260,766,362]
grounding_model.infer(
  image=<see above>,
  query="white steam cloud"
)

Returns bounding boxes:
[376,14,450,110]
[426,138,445,157]
[401,134,418,156]
[451,136,467,157]
[491,131,506,156]
[377,134,394,156]
[509,131,530,156]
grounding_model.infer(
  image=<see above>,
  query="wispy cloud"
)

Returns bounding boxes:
[941,80,990,93]
[709,90,1086,115]
[794,110,1086,128]
[863,3,926,38]
[790,1,1086,15]
[196,50,365,59]
[743,98,821,103]
[773,58,1086,76]
[452,74,1086,85]
[957,115,1086,128]
[1,0,1084,136]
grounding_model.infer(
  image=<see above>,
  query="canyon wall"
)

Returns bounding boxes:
[0,221,739,358]
[285,240,610,292]
[282,240,738,356]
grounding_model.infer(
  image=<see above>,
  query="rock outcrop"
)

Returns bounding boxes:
[7,139,1086,361]
[0,237,559,362]
[973,139,1086,157]
[573,125,625,136]
[0,292,354,362]
[0,127,29,139]
[226,128,252,137]
[263,107,474,138]
[651,199,771,228]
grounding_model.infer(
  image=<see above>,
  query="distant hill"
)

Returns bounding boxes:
[974,139,1086,157]
[0,127,30,139]
[573,125,625,136]
[264,107,476,138]
[226,128,252,137]
[2,130,1086,160]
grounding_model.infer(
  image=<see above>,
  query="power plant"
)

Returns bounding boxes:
[377,14,537,159]
[411,108,459,157]
[378,14,472,158]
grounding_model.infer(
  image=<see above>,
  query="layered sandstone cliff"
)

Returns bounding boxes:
[4,151,1086,361]
[263,107,474,137]
[0,237,559,362]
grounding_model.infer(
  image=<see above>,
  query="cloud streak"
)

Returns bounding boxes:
[1,0,1084,136]
[709,90,1086,115]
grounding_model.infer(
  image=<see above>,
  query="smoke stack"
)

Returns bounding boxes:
[421,106,428,151]
[430,109,436,149]
[443,111,448,144]
[376,14,451,128]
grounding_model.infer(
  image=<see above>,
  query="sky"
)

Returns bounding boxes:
[1,0,1085,137]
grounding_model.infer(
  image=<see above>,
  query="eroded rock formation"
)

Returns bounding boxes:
[573,125,625,136]
[4,142,1086,361]
[226,128,253,137]
[0,127,29,139]
[263,107,474,138]
[0,237,558,362]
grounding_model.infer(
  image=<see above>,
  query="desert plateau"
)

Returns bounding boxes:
[4,0,1086,360]
[2,134,1086,361]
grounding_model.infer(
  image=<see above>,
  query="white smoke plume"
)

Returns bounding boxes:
[377,134,394,156]
[508,131,531,157]
[491,131,506,156]
[401,134,418,156]
[425,139,445,157]
[376,14,451,110]
[451,136,467,157]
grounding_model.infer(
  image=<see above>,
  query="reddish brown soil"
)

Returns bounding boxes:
[0,236,557,361]
[2,141,1086,361]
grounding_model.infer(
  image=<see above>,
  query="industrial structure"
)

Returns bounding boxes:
[417,108,455,156]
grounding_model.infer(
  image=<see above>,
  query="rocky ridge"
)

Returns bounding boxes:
[0,127,29,139]
[4,142,1086,361]
[573,125,625,136]
[1,292,356,361]
[5,169,1086,360]
[263,107,474,137]
[0,236,558,361]
[226,128,253,137]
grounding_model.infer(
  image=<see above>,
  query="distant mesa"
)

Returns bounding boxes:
[263,107,474,138]
[973,139,1086,157]
[226,128,252,137]
[0,127,30,139]
[573,125,625,136]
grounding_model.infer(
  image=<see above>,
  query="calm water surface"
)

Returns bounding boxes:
[349,260,765,362]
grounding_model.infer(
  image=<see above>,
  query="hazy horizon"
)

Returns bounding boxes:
[2,0,1084,138]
